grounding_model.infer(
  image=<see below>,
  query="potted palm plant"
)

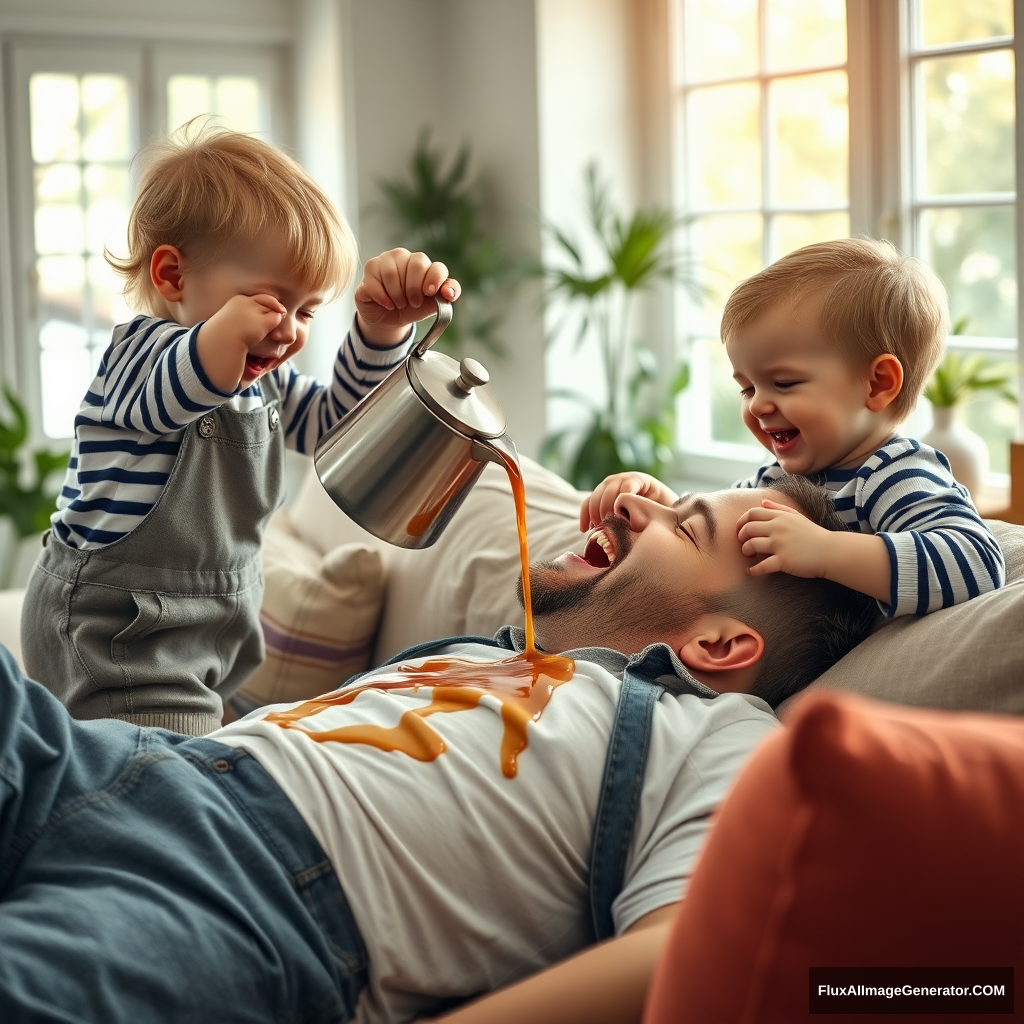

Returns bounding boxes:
[921,336,1017,499]
[536,165,696,490]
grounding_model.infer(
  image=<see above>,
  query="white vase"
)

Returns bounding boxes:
[919,405,989,500]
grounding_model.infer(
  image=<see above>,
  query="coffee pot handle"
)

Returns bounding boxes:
[412,299,454,357]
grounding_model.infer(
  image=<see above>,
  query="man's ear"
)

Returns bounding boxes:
[865,353,904,413]
[150,245,186,302]
[676,615,764,680]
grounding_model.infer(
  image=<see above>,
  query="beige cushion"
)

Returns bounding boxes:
[809,520,1024,714]
[0,589,25,668]
[230,513,384,712]
[286,457,586,663]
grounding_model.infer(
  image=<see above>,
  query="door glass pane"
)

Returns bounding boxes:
[921,51,1015,196]
[167,74,263,134]
[29,71,133,438]
[918,0,1013,47]
[682,0,758,82]
[921,205,1016,337]
[770,71,849,205]
[771,211,850,260]
[687,83,761,207]
[765,0,846,73]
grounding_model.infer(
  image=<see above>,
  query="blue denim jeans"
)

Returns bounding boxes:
[0,646,367,1024]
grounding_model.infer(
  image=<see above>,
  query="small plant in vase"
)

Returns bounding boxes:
[921,344,1017,500]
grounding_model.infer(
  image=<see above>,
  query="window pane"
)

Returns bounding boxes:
[921,51,1015,196]
[30,74,79,162]
[921,206,1016,337]
[38,256,85,325]
[214,77,261,133]
[683,0,758,82]
[35,163,80,206]
[39,321,92,439]
[770,71,849,205]
[708,335,754,445]
[81,74,130,161]
[918,0,1013,47]
[765,0,846,73]
[771,211,850,260]
[167,74,264,134]
[89,255,132,330]
[687,83,761,207]
[961,388,1017,475]
[35,201,84,255]
[690,213,764,319]
[84,164,129,255]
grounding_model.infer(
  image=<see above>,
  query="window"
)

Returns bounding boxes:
[671,0,1019,484]
[908,0,1016,473]
[9,42,284,439]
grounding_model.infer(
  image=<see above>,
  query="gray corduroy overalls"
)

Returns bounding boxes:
[21,376,285,736]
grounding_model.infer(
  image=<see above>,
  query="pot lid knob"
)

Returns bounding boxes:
[455,357,489,393]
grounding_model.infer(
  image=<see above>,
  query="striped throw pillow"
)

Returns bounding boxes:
[227,513,385,717]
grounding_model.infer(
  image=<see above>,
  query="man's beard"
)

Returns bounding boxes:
[516,514,707,653]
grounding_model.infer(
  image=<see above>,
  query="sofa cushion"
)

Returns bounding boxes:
[810,519,1024,713]
[643,692,1024,1023]
[228,513,384,714]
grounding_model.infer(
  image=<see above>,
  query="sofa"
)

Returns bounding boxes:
[4,454,1024,718]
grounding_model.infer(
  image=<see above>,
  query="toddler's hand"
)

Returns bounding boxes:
[354,248,461,345]
[579,472,679,532]
[736,499,833,578]
[210,293,287,350]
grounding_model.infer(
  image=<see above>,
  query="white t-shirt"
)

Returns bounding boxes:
[214,638,778,1024]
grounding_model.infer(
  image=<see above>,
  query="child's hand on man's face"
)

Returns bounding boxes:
[579,472,679,532]
[355,248,461,346]
[736,498,833,579]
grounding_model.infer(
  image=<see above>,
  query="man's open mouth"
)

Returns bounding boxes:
[583,527,617,568]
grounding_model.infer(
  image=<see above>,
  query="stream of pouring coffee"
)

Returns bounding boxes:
[267,451,575,777]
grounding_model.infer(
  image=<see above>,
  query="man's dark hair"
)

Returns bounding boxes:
[720,474,880,708]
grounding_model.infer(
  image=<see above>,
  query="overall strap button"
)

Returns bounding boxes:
[212,758,231,772]
[198,415,216,438]
[269,407,280,431]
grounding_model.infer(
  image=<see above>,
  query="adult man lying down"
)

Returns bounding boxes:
[0,475,875,1024]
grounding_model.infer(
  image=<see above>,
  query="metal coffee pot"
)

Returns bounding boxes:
[313,299,517,548]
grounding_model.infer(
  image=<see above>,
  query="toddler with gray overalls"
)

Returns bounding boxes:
[21,125,461,735]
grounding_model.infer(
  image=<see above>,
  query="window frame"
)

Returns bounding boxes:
[2,37,289,445]
[670,0,1022,488]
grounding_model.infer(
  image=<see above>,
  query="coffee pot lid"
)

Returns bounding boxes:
[407,349,506,439]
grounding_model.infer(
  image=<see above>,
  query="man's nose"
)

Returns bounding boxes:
[612,492,658,530]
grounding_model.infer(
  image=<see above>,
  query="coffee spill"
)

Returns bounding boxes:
[270,449,575,776]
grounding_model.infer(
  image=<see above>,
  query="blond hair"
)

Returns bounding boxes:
[720,238,949,419]
[108,120,357,312]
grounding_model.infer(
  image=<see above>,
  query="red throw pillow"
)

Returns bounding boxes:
[643,692,1024,1023]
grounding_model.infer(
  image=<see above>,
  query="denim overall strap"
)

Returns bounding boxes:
[589,664,666,941]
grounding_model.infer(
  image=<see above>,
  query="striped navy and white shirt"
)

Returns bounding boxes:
[735,436,1006,618]
[52,314,413,550]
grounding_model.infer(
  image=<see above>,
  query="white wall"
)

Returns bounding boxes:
[342,0,547,457]
[536,0,676,439]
